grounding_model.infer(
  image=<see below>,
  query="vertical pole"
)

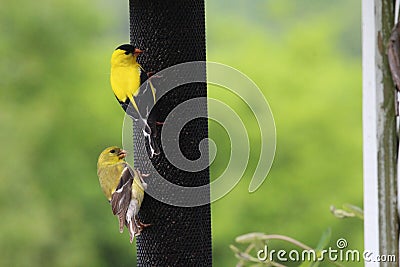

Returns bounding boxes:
[363,0,399,265]
[129,1,212,266]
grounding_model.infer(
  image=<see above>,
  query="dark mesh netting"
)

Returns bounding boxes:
[129,0,212,266]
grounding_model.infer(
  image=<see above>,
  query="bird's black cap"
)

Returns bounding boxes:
[116,44,135,54]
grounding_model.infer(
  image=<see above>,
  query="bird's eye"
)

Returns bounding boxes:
[110,149,116,153]
[124,51,130,55]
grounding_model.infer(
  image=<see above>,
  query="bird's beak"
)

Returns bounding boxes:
[117,150,127,159]
[134,48,143,55]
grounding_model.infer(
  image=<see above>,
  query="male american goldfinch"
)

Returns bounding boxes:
[97,146,149,243]
[110,44,160,157]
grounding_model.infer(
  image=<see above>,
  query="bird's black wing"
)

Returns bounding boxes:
[133,70,156,119]
[111,165,133,233]
[118,96,142,121]
[133,69,161,157]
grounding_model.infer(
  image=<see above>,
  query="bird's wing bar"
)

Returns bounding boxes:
[116,165,133,190]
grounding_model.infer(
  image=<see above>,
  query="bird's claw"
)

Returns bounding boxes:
[147,71,163,79]
[136,169,150,178]
[128,217,150,243]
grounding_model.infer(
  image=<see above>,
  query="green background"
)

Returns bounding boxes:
[0,0,362,266]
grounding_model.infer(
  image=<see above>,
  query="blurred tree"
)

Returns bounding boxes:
[207,1,362,266]
[0,0,134,266]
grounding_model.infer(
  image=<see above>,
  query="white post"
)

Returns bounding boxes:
[362,0,380,264]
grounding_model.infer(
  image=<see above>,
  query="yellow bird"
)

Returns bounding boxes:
[97,146,149,243]
[110,44,160,157]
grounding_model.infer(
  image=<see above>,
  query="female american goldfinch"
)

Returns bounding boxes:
[110,44,160,157]
[97,146,150,243]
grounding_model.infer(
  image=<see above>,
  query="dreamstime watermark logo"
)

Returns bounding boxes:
[256,238,396,263]
[122,61,276,207]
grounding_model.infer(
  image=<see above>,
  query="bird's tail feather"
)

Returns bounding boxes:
[118,214,125,233]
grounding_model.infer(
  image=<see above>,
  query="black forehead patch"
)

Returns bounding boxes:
[115,44,135,54]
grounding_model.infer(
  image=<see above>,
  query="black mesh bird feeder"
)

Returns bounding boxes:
[129,0,212,266]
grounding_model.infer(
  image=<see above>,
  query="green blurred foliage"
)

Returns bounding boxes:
[208,1,362,266]
[0,0,362,266]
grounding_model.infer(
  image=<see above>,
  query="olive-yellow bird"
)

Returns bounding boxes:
[110,44,160,157]
[97,146,149,243]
